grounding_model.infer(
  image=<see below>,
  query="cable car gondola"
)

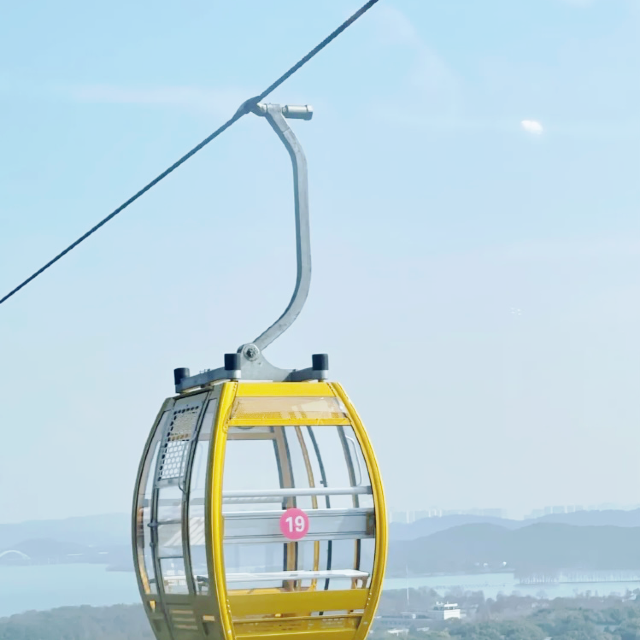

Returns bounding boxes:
[132,102,387,640]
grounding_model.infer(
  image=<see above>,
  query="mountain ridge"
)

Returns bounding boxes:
[386,522,640,576]
[389,508,640,540]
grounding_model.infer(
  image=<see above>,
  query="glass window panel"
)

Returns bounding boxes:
[189,439,209,593]
[341,426,374,509]
[305,427,356,509]
[136,413,168,595]
[222,435,286,590]
[190,526,207,594]
[324,539,363,591]
[224,542,283,573]
[186,397,218,593]
[295,539,330,573]
[223,542,283,591]
[143,546,157,594]
[144,439,163,503]
[223,541,335,593]
[190,442,209,496]
[182,397,216,595]
[161,557,189,595]
[157,523,183,559]
[158,486,182,523]
[222,438,281,506]
[341,426,372,485]
[222,426,372,508]
[228,425,272,435]
[230,396,347,423]
[278,426,322,510]
[282,426,311,489]
[199,397,218,441]
[220,420,376,595]
[142,484,157,592]
[302,427,325,484]
[360,538,375,586]
[304,426,334,510]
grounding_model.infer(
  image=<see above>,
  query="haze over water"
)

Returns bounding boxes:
[1,565,637,619]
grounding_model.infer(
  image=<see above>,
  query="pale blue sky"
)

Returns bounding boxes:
[0,0,638,522]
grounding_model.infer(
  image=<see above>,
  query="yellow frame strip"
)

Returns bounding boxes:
[211,380,386,640]
[236,630,356,640]
[330,382,388,640]
[229,417,350,427]
[236,382,333,397]
[228,588,368,617]
[211,382,238,640]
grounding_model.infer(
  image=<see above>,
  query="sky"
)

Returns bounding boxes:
[0,0,639,523]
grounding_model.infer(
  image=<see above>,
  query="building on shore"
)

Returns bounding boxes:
[375,603,461,634]
[433,602,461,620]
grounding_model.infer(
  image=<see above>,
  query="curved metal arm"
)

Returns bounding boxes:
[174,103,320,392]
[249,103,313,352]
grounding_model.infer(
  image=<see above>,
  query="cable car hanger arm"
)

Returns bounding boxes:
[250,102,312,353]
[174,104,327,393]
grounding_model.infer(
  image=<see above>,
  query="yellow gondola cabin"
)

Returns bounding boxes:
[132,103,387,640]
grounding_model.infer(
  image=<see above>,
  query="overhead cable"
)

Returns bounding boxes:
[0,0,381,307]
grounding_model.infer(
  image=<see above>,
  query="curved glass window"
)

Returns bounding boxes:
[222,422,375,598]
[188,398,218,595]
[135,411,170,597]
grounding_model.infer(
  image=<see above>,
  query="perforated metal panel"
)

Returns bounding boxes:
[157,403,202,484]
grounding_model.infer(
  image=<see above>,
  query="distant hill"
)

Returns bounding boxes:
[0,513,129,550]
[0,514,131,569]
[390,509,640,541]
[0,539,133,571]
[0,604,152,638]
[0,538,133,568]
[528,509,640,528]
[3,509,639,550]
[390,515,520,540]
[386,522,640,576]
[5,511,640,577]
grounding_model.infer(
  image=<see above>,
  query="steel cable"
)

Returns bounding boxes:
[0,0,381,307]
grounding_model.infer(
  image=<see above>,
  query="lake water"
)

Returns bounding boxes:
[385,573,640,600]
[1,565,638,618]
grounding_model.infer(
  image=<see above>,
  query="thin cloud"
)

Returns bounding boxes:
[521,119,544,135]
[369,111,640,141]
[372,4,424,48]
[66,85,248,118]
[369,5,462,117]
[504,237,640,262]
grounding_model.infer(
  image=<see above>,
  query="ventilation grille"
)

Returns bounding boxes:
[157,405,201,482]
[235,615,359,635]
[169,607,198,632]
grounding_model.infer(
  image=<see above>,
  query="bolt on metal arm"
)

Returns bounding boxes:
[247,103,313,352]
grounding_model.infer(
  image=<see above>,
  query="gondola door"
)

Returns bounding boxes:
[149,395,207,638]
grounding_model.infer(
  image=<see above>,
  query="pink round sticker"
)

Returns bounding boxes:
[279,507,310,540]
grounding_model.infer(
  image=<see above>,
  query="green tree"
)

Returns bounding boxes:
[619,618,640,640]
[448,622,502,639]
[497,620,546,640]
